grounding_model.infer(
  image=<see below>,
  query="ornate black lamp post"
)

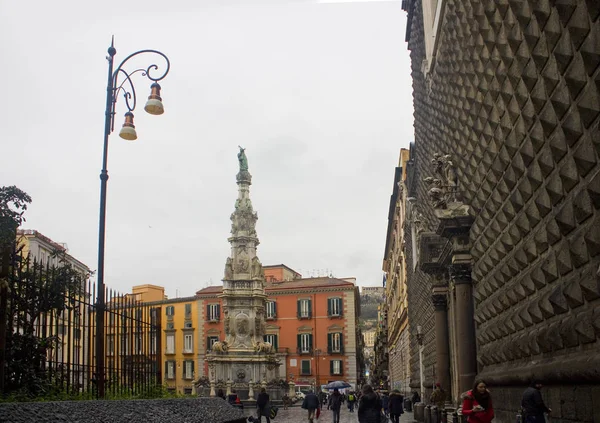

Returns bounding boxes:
[96,38,170,398]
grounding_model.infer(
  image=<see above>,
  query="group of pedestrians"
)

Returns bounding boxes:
[300,384,405,423]
[220,377,551,423]
[430,378,551,423]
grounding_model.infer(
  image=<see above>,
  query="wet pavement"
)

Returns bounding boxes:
[243,405,415,423]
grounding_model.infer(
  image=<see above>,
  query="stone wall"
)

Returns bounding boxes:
[403,0,600,421]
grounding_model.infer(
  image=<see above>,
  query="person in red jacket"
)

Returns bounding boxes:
[462,380,494,423]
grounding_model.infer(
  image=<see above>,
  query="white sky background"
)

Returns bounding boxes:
[0,0,413,298]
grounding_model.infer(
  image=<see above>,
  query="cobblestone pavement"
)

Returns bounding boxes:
[243,406,415,423]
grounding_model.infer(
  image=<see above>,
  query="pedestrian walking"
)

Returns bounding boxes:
[302,390,320,423]
[358,384,383,423]
[388,389,404,423]
[348,391,357,412]
[411,391,421,405]
[282,393,290,410]
[256,388,271,423]
[328,388,343,423]
[462,380,494,423]
[381,391,390,417]
[521,380,551,423]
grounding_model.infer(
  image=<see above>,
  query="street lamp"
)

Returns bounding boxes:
[416,325,425,403]
[95,37,170,398]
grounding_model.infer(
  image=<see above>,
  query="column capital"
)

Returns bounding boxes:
[449,263,472,285]
[431,292,448,311]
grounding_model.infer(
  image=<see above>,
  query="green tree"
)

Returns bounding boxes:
[1,186,88,400]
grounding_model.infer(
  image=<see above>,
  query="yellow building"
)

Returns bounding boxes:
[382,148,412,394]
[16,229,92,389]
[131,285,200,395]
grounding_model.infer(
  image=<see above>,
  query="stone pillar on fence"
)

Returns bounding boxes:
[289,381,296,398]
[226,379,232,396]
[248,380,254,399]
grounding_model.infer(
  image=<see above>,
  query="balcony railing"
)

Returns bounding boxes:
[297,347,313,355]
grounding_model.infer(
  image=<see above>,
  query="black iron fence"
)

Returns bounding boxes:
[0,251,161,400]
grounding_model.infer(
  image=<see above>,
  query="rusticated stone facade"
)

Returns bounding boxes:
[402,0,600,421]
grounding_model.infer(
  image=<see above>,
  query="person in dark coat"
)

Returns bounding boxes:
[462,379,494,423]
[381,391,390,417]
[217,389,226,400]
[358,384,383,423]
[521,380,551,423]
[328,388,343,423]
[388,389,404,423]
[256,388,271,423]
[302,390,320,423]
[412,391,421,405]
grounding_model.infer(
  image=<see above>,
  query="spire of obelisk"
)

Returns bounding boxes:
[223,146,263,282]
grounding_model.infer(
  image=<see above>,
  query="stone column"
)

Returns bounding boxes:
[450,264,477,394]
[289,381,296,398]
[226,379,232,396]
[431,288,451,394]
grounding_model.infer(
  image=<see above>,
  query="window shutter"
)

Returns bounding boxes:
[297,300,301,318]
[327,333,332,353]
[330,360,334,375]
[207,337,210,349]
[207,304,210,319]
[339,298,343,316]
[217,304,221,320]
[339,360,343,376]
[297,334,301,350]
[309,333,313,351]
[273,301,277,317]
[274,335,279,351]
[308,299,312,318]
[340,333,344,353]
[327,298,331,317]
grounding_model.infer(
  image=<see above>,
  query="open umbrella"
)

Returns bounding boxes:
[324,381,351,390]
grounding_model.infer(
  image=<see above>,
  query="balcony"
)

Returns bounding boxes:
[296,348,313,355]
[327,346,345,355]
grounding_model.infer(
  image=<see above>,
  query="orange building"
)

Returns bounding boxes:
[196,265,362,390]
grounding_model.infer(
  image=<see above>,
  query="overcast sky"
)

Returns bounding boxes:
[0,0,413,298]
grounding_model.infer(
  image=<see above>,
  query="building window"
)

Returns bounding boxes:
[185,303,192,316]
[328,332,344,354]
[151,333,157,355]
[207,336,219,350]
[134,333,143,354]
[184,360,194,380]
[166,306,175,317]
[301,359,311,375]
[121,311,128,331]
[297,299,312,319]
[166,361,175,380]
[107,335,115,356]
[166,322,175,330]
[120,335,129,355]
[328,298,343,317]
[184,388,193,395]
[264,334,278,351]
[166,334,175,354]
[266,301,277,319]
[184,334,193,353]
[184,321,193,328]
[330,359,343,375]
[207,304,220,321]
[297,333,312,354]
